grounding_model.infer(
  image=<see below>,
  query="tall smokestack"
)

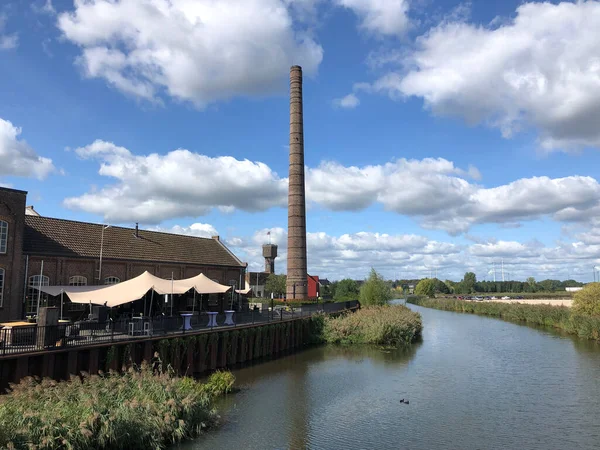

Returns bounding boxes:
[287,65,308,300]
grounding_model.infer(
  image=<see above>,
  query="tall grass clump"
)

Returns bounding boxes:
[409,297,600,341]
[323,305,422,346]
[0,365,235,450]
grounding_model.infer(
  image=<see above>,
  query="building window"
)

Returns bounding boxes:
[27,275,49,315]
[68,276,88,310]
[69,276,87,286]
[104,276,120,285]
[0,221,7,254]
[0,268,4,307]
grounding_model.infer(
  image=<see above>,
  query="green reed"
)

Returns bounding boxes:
[0,365,235,450]
[321,305,422,347]
[408,297,600,341]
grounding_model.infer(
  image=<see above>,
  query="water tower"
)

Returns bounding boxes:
[263,244,278,274]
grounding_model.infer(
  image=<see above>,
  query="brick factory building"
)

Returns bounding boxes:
[0,187,247,323]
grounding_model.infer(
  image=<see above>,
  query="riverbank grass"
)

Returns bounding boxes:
[0,367,235,450]
[409,297,600,341]
[319,305,422,346]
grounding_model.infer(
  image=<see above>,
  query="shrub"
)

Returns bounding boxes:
[573,282,600,317]
[202,371,235,397]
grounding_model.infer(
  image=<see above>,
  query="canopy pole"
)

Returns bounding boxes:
[192,290,196,315]
[171,272,174,317]
[60,289,64,320]
[144,292,147,318]
[36,260,44,316]
[148,289,154,318]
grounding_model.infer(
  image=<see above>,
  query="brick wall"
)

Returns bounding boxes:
[0,188,26,322]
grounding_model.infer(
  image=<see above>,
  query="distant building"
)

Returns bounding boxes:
[308,274,319,299]
[319,278,330,287]
[566,287,583,292]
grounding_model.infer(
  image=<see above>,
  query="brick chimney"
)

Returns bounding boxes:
[286,65,308,300]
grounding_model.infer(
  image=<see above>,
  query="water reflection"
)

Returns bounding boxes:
[287,362,309,450]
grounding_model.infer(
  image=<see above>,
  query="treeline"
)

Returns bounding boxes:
[470,279,584,293]
[413,272,584,296]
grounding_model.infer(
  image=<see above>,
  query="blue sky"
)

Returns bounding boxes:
[2,0,600,282]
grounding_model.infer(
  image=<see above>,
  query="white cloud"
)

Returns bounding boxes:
[63,140,287,223]
[307,158,600,234]
[333,93,360,109]
[336,0,410,37]
[67,144,600,233]
[0,15,18,50]
[0,118,55,179]
[364,1,600,151]
[32,0,56,15]
[151,222,219,239]
[469,241,542,259]
[57,0,323,107]
[222,226,600,282]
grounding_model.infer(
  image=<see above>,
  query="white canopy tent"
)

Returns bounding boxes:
[175,273,232,294]
[34,271,232,308]
[36,285,106,299]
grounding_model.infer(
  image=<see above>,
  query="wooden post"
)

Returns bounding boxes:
[88,349,99,375]
[67,351,78,377]
[15,356,29,384]
[143,341,154,363]
[209,338,217,370]
[42,353,55,378]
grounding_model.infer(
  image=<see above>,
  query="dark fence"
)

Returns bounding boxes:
[0,301,360,357]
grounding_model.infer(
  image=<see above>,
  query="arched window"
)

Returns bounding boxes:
[104,276,120,285]
[0,220,7,254]
[27,274,49,314]
[68,276,87,310]
[0,268,5,307]
[69,276,87,286]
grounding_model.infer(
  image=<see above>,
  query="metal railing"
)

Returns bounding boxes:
[0,301,359,357]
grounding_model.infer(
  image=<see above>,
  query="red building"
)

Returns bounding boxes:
[308,274,320,300]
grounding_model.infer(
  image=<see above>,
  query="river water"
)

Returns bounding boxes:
[185,302,600,450]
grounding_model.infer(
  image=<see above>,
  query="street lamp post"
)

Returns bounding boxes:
[98,225,110,283]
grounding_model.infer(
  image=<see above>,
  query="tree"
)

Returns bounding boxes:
[462,272,476,294]
[359,269,393,306]
[573,282,600,317]
[265,274,286,297]
[433,278,450,294]
[444,280,456,294]
[334,279,360,301]
[415,278,436,298]
[320,284,332,299]
[526,277,537,293]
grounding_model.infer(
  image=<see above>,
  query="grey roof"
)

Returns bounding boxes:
[24,216,244,267]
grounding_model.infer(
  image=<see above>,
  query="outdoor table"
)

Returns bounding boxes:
[129,316,145,335]
[224,310,235,326]
[180,313,193,331]
[206,312,218,327]
[58,319,71,336]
